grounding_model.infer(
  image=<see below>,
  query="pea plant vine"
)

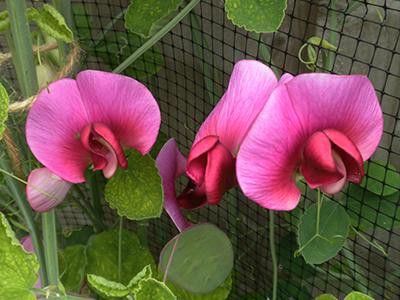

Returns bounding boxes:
[0,1,396,300]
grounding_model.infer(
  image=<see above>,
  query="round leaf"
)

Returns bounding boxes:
[105,152,163,220]
[159,223,234,294]
[86,229,156,285]
[225,0,287,33]
[297,199,350,265]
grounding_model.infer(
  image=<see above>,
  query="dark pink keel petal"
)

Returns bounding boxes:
[26,168,72,212]
[194,60,278,153]
[26,79,90,183]
[76,70,161,155]
[285,73,383,160]
[156,139,190,232]
[323,129,364,183]
[300,131,344,189]
[237,84,307,211]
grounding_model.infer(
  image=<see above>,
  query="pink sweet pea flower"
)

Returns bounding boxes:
[155,138,191,232]
[237,73,383,211]
[26,168,72,212]
[26,70,160,183]
[169,60,279,209]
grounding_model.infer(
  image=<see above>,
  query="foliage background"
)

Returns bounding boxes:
[0,0,399,299]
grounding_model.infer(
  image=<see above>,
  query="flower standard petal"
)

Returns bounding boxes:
[26,79,90,183]
[194,60,278,153]
[156,139,190,232]
[76,70,161,155]
[26,168,72,212]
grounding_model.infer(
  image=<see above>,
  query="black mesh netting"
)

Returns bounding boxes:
[1,0,399,299]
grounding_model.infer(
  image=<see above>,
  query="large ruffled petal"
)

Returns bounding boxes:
[156,139,190,232]
[285,74,383,160]
[26,79,90,183]
[237,74,383,210]
[26,168,72,212]
[194,60,278,154]
[76,70,161,155]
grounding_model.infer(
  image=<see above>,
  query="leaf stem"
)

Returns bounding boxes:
[316,189,322,234]
[269,210,278,300]
[113,0,201,74]
[351,225,388,256]
[118,216,123,282]
[42,210,59,286]
[88,172,104,222]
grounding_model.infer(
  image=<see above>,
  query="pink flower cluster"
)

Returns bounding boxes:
[25,61,383,230]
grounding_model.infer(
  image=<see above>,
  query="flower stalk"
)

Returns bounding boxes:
[269,210,278,300]
[42,210,59,286]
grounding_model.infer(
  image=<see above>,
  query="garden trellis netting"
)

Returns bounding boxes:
[0,0,399,299]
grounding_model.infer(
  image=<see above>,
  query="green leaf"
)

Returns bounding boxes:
[0,212,39,300]
[159,223,234,294]
[105,151,163,220]
[0,82,9,140]
[86,229,156,285]
[134,278,176,300]
[225,0,287,33]
[0,11,9,32]
[91,31,164,80]
[125,0,183,38]
[360,160,400,196]
[58,245,87,293]
[87,274,129,298]
[61,225,95,248]
[344,291,374,300]
[315,294,338,300]
[167,275,232,300]
[347,185,400,230]
[29,4,73,43]
[297,199,350,265]
[127,265,153,289]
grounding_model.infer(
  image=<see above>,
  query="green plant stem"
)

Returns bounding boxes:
[118,216,123,282]
[0,160,48,285]
[42,210,59,286]
[113,0,200,74]
[5,0,39,97]
[91,9,127,48]
[316,189,322,234]
[269,210,278,300]
[89,172,104,222]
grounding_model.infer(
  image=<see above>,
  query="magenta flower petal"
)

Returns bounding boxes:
[26,79,90,183]
[194,60,278,153]
[76,70,160,155]
[237,74,383,210]
[26,168,72,212]
[285,74,383,160]
[156,139,190,232]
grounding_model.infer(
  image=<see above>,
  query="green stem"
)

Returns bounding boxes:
[0,159,48,285]
[42,210,59,286]
[91,9,127,48]
[118,217,123,282]
[269,210,278,300]
[316,189,322,234]
[89,172,104,222]
[5,0,39,97]
[113,0,201,74]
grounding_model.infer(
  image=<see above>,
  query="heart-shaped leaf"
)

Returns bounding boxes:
[0,212,39,300]
[124,0,183,38]
[297,199,350,265]
[105,151,163,221]
[86,229,156,285]
[159,223,234,294]
[225,0,287,33]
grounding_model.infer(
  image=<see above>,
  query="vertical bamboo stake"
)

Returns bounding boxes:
[5,0,48,285]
